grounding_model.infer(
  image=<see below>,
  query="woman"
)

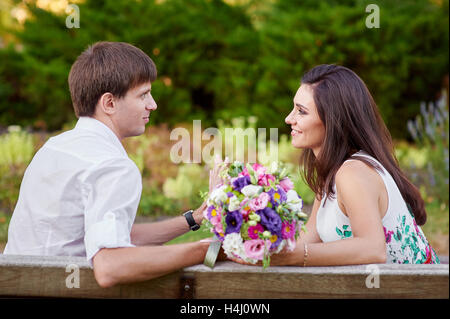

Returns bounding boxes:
[234,64,439,266]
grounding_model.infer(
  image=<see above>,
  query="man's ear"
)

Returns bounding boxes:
[98,92,116,115]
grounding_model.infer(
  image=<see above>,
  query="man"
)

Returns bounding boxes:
[4,41,220,288]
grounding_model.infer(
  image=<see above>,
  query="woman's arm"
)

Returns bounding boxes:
[299,194,324,244]
[237,161,387,266]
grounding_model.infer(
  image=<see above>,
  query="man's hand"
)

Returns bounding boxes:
[193,201,207,225]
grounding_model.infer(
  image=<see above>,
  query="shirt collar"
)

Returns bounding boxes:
[75,116,127,157]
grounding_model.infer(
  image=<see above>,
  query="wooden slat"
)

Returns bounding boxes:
[0,255,448,299]
[184,262,449,299]
[0,255,180,298]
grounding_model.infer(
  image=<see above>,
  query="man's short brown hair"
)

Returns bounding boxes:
[68,41,157,117]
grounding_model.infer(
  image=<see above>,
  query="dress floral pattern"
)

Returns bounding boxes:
[383,211,440,264]
[316,151,441,264]
[336,225,352,239]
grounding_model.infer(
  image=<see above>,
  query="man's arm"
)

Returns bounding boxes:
[93,240,209,288]
[131,156,223,246]
[130,203,206,246]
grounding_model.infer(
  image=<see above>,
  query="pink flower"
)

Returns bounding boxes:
[240,207,251,221]
[211,214,221,226]
[279,178,294,192]
[281,221,296,239]
[248,224,264,239]
[209,207,222,226]
[243,239,271,260]
[258,174,275,186]
[286,237,296,252]
[252,163,266,176]
[215,222,223,234]
[239,167,250,177]
[249,192,270,211]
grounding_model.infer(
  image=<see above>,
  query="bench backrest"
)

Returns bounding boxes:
[0,255,448,298]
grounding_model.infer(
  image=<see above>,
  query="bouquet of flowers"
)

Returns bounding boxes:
[203,161,308,268]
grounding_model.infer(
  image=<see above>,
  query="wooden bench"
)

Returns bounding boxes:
[0,254,448,299]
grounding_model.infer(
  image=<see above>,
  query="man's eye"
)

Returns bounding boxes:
[141,91,150,99]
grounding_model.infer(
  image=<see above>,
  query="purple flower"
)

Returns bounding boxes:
[267,186,287,207]
[232,175,251,192]
[256,207,282,234]
[268,231,283,250]
[225,210,243,234]
[206,205,217,219]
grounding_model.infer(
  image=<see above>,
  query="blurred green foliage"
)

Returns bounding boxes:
[400,90,449,205]
[0,0,448,139]
[0,126,34,213]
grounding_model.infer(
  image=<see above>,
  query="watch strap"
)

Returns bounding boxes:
[183,210,200,231]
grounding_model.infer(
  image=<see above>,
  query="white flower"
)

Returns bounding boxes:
[228,195,241,212]
[222,233,245,259]
[275,239,287,254]
[241,185,262,197]
[248,220,257,226]
[297,211,308,219]
[286,237,296,252]
[208,185,228,205]
[269,161,278,175]
[286,189,303,212]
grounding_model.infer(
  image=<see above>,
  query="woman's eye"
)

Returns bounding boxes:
[298,109,307,115]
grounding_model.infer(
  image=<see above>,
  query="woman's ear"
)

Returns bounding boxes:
[98,92,116,115]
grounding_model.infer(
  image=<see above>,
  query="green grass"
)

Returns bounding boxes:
[165,224,213,245]
[423,200,449,236]
[421,200,449,256]
[0,211,10,244]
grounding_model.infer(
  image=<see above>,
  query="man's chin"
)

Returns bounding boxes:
[126,128,146,138]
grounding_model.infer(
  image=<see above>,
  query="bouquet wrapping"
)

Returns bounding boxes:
[203,161,308,268]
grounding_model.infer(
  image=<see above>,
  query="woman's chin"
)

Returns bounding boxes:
[290,140,304,149]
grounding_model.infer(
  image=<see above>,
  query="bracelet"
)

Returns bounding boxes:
[303,242,308,267]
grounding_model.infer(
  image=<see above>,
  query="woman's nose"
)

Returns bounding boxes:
[285,110,295,125]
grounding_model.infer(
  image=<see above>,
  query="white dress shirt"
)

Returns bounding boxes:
[3,117,142,266]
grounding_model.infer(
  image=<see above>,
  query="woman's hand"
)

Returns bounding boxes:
[227,240,305,267]
[209,155,230,193]
[193,155,230,224]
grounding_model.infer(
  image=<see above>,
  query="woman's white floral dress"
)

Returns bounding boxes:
[316,151,440,264]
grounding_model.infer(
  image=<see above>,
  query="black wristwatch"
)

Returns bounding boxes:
[183,210,200,231]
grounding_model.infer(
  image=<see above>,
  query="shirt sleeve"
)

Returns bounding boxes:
[81,157,142,267]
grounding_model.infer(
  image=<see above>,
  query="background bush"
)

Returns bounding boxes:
[0,0,448,253]
[0,0,448,138]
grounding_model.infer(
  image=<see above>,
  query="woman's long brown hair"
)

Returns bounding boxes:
[299,64,427,225]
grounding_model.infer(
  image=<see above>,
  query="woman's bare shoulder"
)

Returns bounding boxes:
[335,159,383,191]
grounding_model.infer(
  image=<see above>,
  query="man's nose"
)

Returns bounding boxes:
[147,97,157,111]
